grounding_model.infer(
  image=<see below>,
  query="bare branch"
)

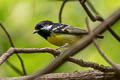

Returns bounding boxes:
[86,0,99,15]
[0,23,14,47]
[16,54,27,75]
[0,48,60,65]
[88,1,120,41]
[68,57,114,72]
[85,17,91,32]
[58,0,68,23]
[0,52,23,75]
[79,0,120,41]
[35,70,115,80]
[2,47,114,72]
[78,0,103,21]
[5,60,23,75]
[0,23,26,75]
[85,16,120,74]
[0,47,114,76]
[0,70,116,80]
[0,48,14,65]
[107,27,120,41]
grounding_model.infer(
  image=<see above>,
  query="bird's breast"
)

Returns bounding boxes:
[47,32,83,46]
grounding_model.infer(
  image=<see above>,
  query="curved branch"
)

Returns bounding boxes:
[5,60,23,75]
[0,24,14,47]
[58,0,68,23]
[0,52,23,75]
[0,23,26,75]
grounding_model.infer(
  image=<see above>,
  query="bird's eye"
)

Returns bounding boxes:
[35,25,42,30]
[35,27,40,30]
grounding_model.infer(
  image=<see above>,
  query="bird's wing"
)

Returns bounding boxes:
[62,26,88,34]
[51,23,88,35]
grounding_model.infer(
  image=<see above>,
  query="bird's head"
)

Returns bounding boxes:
[33,20,53,34]
[33,20,53,39]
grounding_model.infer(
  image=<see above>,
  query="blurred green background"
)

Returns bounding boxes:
[0,0,120,77]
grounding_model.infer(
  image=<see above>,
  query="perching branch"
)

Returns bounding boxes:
[0,23,26,75]
[0,48,60,65]
[0,48,114,72]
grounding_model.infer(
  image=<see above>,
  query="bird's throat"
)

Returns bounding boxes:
[38,31,50,39]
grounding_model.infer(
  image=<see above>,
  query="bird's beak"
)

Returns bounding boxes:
[33,30,39,34]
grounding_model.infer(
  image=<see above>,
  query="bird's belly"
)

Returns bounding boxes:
[47,33,82,46]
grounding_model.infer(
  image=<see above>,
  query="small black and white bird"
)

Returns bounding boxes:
[33,20,103,46]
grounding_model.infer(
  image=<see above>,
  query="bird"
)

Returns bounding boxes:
[33,20,103,47]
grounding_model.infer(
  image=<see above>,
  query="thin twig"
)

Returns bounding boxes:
[6,60,23,75]
[16,54,27,75]
[0,23,27,75]
[0,24,14,47]
[0,52,23,75]
[107,27,120,41]
[78,0,103,21]
[85,17,91,32]
[59,0,68,23]
[86,0,99,15]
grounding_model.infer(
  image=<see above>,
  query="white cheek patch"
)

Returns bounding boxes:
[41,25,52,30]
[52,27,59,31]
